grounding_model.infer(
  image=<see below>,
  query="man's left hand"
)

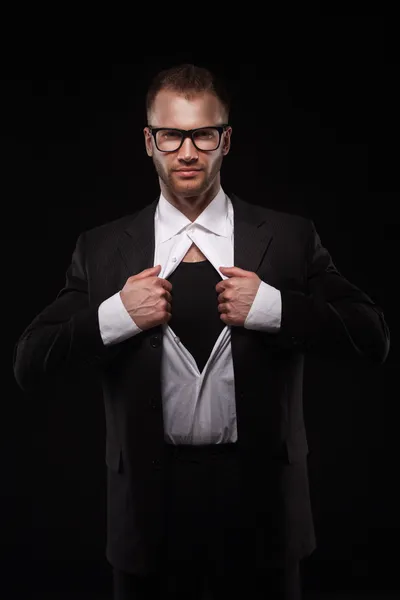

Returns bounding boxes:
[216,266,261,326]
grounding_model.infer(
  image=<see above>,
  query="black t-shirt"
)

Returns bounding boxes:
[167,260,225,374]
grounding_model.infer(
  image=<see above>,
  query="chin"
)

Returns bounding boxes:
[173,179,203,190]
[178,183,204,191]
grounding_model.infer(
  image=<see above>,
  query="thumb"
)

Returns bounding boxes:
[134,265,162,279]
[219,266,249,276]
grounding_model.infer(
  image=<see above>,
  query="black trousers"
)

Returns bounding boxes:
[112,442,303,600]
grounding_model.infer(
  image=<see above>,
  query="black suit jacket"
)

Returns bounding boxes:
[13,192,390,574]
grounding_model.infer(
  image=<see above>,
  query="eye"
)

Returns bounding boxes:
[195,129,214,139]
[162,130,180,139]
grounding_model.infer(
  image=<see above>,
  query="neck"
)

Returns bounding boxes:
[160,178,220,222]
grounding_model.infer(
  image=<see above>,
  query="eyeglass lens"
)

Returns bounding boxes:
[155,128,220,151]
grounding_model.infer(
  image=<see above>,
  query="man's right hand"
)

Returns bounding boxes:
[120,265,172,331]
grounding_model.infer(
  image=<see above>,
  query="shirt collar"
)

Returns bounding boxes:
[156,185,230,243]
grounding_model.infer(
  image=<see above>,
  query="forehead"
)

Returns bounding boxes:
[150,89,224,128]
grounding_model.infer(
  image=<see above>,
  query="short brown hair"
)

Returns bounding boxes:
[146,63,231,123]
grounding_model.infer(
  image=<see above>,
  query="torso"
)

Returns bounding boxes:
[182,243,207,263]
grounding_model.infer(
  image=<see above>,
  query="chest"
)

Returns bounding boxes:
[182,242,208,263]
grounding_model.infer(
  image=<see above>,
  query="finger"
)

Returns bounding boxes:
[161,289,172,302]
[216,281,228,293]
[160,279,173,292]
[138,265,162,278]
[219,266,249,276]
[217,292,226,304]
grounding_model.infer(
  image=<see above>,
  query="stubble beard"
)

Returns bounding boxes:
[152,154,223,199]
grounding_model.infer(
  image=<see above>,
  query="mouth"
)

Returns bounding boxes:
[174,170,202,177]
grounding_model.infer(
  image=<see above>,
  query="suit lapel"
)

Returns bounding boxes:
[117,195,159,283]
[230,192,274,274]
[117,191,274,280]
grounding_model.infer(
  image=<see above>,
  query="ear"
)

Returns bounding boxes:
[222,126,232,155]
[143,127,153,157]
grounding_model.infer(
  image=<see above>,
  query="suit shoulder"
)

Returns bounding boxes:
[236,196,312,231]
[80,211,141,244]
[263,206,310,228]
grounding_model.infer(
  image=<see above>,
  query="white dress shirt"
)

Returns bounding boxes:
[98,186,282,445]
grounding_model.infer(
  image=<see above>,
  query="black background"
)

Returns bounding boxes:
[3,16,399,598]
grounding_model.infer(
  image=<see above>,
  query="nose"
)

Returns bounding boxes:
[177,136,198,160]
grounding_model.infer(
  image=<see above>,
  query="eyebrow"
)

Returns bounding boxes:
[151,125,221,130]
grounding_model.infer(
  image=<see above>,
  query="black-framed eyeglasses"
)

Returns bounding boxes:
[147,124,229,152]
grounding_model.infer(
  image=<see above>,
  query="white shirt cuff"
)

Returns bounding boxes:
[244,281,282,332]
[98,291,142,346]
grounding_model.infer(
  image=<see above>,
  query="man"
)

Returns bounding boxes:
[14,64,390,600]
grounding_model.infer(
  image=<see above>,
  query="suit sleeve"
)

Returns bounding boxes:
[13,231,125,392]
[264,220,390,365]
